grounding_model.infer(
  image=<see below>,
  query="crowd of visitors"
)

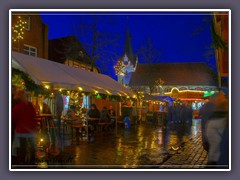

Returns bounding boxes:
[167,101,193,148]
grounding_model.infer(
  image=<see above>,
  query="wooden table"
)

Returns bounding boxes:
[35,114,54,132]
[61,117,83,137]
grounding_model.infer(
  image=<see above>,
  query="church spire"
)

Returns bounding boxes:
[124,27,136,66]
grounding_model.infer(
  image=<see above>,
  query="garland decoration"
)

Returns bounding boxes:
[12,68,45,96]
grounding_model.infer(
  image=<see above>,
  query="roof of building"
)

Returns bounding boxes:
[129,62,218,86]
[48,35,94,66]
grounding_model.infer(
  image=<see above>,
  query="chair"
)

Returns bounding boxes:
[71,123,85,138]
[97,119,112,133]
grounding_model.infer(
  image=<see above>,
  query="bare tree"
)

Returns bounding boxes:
[136,37,162,95]
[136,37,161,64]
[73,15,121,73]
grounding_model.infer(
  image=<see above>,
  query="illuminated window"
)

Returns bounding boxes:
[195,87,203,91]
[204,87,211,91]
[179,87,187,90]
[23,44,37,57]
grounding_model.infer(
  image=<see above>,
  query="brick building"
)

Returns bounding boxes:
[48,35,100,73]
[11,12,48,59]
[212,11,229,88]
[129,62,218,95]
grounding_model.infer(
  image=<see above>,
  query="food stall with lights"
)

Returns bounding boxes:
[137,93,173,125]
[165,88,215,118]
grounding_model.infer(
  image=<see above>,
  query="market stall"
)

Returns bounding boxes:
[11,52,137,140]
[165,88,210,118]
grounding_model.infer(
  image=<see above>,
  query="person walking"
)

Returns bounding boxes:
[185,103,193,136]
[12,89,37,166]
[54,91,64,153]
[177,102,187,148]
[199,100,215,152]
[204,92,228,168]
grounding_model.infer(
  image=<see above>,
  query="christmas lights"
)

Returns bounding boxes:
[12,16,27,42]
[114,60,126,76]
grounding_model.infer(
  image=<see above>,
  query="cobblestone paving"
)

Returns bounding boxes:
[13,120,210,169]
[159,132,208,169]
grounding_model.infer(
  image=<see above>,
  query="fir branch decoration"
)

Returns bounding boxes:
[12,68,45,96]
[211,18,228,50]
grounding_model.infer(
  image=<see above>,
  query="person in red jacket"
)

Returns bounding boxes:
[12,89,37,166]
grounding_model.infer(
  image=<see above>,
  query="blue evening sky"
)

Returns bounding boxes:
[40,11,216,80]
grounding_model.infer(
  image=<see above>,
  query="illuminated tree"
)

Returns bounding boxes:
[12,16,27,51]
[114,60,126,76]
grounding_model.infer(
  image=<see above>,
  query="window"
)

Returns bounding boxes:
[195,87,203,91]
[179,87,187,91]
[24,44,37,57]
[164,87,172,93]
[22,16,30,31]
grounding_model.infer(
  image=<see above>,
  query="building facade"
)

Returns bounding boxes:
[129,62,219,96]
[212,12,229,88]
[48,35,100,73]
[11,12,48,59]
[115,27,219,101]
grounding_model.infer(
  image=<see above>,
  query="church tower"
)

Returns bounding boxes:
[114,27,138,86]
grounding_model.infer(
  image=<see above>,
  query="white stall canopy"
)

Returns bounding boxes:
[11,51,135,97]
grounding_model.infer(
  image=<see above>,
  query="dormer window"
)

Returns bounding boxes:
[79,50,83,57]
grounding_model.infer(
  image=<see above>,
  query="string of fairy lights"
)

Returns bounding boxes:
[12,67,137,103]
[12,16,27,42]
[114,60,126,76]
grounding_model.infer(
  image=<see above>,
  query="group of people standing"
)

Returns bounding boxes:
[166,102,193,148]
[199,91,229,168]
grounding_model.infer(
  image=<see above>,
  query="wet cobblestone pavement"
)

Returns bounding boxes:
[24,119,210,169]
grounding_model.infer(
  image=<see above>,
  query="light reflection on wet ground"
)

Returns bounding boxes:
[36,119,202,168]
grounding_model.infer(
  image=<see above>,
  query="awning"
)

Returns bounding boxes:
[11,51,135,97]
